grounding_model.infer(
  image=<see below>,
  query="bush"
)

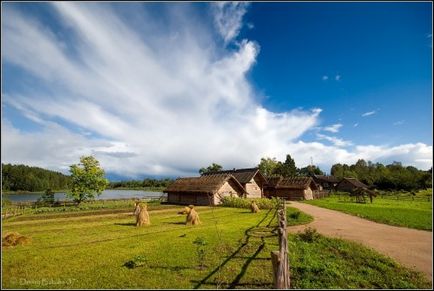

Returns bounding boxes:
[220,196,280,209]
[298,227,320,243]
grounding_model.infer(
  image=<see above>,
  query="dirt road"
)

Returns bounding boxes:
[288,201,432,283]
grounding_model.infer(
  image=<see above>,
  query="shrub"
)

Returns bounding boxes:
[289,211,301,220]
[298,227,320,243]
[220,196,279,210]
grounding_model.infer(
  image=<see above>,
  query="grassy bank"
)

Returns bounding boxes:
[305,191,432,231]
[2,204,430,289]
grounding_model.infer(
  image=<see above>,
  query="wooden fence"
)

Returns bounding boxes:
[271,198,290,289]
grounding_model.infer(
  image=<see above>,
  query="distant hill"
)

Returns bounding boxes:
[2,163,71,192]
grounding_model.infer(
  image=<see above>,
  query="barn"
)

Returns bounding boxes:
[336,177,368,192]
[164,173,246,206]
[264,176,319,200]
[312,175,340,191]
[202,168,267,198]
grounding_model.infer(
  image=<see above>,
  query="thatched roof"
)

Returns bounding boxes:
[164,174,246,195]
[202,167,267,185]
[340,178,368,188]
[312,175,340,184]
[266,176,318,190]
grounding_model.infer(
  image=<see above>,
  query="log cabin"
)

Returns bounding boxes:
[164,173,246,206]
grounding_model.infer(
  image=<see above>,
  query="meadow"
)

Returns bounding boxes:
[305,190,432,231]
[2,201,430,289]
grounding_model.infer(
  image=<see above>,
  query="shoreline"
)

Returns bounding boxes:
[2,188,165,195]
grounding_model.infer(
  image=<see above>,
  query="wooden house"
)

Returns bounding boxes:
[164,174,246,206]
[202,168,267,198]
[336,178,368,192]
[264,176,319,200]
[312,175,340,191]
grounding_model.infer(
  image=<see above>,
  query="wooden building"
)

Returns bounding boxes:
[336,178,368,192]
[312,175,340,191]
[202,168,267,198]
[264,176,319,200]
[164,174,246,206]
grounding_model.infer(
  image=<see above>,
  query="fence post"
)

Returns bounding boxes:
[272,198,290,289]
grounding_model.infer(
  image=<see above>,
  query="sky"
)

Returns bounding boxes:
[1,2,432,179]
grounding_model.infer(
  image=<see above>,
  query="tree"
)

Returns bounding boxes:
[67,156,109,205]
[199,163,223,175]
[258,157,279,177]
[298,165,324,176]
[274,154,297,177]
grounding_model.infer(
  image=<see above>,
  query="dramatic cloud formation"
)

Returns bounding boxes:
[2,3,432,177]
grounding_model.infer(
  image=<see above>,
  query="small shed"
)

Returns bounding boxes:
[202,167,267,198]
[264,176,319,200]
[336,178,368,192]
[312,175,340,191]
[164,174,246,206]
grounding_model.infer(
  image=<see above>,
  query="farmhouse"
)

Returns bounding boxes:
[164,173,246,206]
[312,175,340,191]
[336,177,368,192]
[202,167,267,198]
[264,176,319,200]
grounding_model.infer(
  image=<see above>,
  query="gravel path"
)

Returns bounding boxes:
[287,201,433,283]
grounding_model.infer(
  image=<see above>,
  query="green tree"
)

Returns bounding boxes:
[67,156,109,205]
[274,154,297,177]
[199,163,223,175]
[298,165,324,176]
[258,157,279,177]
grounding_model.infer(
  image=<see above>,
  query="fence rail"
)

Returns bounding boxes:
[271,198,290,289]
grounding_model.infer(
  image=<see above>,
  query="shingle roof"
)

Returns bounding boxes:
[164,174,246,194]
[202,167,267,185]
[312,175,340,183]
[266,176,318,190]
[340,178,368,188]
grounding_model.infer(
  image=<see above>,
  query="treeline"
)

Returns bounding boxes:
[331,160,432,191]
[2,163,71,192]
[109,178,174,189]
[258,155,324,177]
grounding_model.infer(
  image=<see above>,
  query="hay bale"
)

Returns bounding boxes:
[2,232,31,247]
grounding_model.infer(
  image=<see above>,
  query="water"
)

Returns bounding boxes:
[2,190,166,203]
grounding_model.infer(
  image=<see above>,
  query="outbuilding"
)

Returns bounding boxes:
[164,173,246,206]
[264,176,319,200]
[336,177,368,192]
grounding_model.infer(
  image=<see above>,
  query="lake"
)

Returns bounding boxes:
[3,190,166,203]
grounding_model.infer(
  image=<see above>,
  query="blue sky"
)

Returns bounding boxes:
[1,2,432,178]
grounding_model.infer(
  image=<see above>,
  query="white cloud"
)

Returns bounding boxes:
[335,74,341,81]
[323,123,343,133]
[322,75,328,80]
[211,2,249,44]
[393,120,405,126]
[2,3,432,178]
[362,110,376,117]
[316,133,352,147]
[353,123,359,127]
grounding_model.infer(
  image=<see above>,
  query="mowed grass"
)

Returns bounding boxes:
[2,204,430,289]
[305,192,432,231]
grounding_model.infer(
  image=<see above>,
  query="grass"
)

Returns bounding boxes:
[286,206,314,226]
[2,204,430,289]
[305,190,432,231]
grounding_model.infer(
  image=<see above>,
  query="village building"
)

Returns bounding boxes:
[264,176,319,200]
[312,175,340,191]
[336,177,368,192]
[164,173,246,206]
[202,168,267,198]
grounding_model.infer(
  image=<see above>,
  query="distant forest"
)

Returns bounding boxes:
[108,178,174,189]
[331,160,432,191]
[2,164,71,192]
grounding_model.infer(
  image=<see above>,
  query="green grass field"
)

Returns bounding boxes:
[2,203,430,289]
[305,191,432,231]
